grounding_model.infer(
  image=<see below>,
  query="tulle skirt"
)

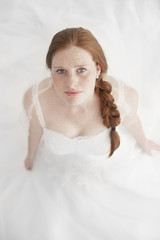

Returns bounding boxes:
[0,125,160,240]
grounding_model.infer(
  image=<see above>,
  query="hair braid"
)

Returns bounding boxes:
[95,77,121,156]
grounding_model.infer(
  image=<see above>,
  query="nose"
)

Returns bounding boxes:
[67,72,78,88]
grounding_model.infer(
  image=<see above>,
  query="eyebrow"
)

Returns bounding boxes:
[52,66,64,69]
[52,64,90,69]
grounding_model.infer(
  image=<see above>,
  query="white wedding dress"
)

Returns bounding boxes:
[0,79,160,240]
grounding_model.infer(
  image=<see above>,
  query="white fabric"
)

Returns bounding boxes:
[0,0,160,239]
[0,123,160,239]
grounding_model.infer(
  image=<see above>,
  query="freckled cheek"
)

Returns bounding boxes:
[81,71,95,80]
[81,78,96,90]
[52,77,64,90]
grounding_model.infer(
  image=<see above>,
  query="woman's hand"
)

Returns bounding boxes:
[142,139,160,155]
[24,156,34,170]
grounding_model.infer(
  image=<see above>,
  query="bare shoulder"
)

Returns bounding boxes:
[23,77,50,111]
[104,74,139,114]
[120,80,139,115]
[105,74,138,101]
[38,77,51,91]
[103,74,121,103]
[23,86,32,111]
[103,74,119,89]
[123,83,139,108]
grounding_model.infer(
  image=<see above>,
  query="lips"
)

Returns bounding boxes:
[64,91,82,96]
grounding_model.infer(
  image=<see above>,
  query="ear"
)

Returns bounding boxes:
[96,64,101,76]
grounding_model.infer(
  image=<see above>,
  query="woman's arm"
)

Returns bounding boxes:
[24,123,43,170]
[123,112,160,154]
[23,88,43,170]
[122,85,160,154]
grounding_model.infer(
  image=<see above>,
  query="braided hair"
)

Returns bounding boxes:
[95,76,120,156]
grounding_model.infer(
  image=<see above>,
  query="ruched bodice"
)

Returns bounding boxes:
[42,128,110,156]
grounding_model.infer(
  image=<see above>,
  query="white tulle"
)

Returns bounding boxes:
[0,124,160,240]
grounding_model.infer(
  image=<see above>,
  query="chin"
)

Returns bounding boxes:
[56,93,81,106]
[64,97,86,106]
[66,100,84,106]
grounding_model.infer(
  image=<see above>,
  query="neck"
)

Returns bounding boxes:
[64,93,98,116]
[66,105,87,115]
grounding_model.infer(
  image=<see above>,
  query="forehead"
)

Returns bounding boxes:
[51,46,94,67]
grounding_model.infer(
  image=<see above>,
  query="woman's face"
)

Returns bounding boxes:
[51,46,101,106]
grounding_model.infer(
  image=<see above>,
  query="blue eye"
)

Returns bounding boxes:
[77,68,86,73]
[57,69,66,74]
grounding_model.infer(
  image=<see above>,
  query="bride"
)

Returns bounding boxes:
[1,27,160,240]
[24,27,159,170]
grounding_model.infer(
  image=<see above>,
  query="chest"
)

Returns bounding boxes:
[41,97,105,138]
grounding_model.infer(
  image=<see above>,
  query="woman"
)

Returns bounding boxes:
[1,27,160,240]
[24,27,159,170]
